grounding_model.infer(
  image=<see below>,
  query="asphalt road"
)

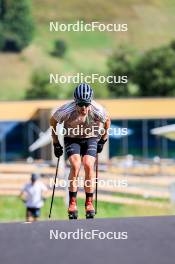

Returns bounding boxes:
[0,216,175,264]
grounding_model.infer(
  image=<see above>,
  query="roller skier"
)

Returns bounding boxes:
[50,83,110,219]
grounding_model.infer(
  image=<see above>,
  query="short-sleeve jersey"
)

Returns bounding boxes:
[52,100,107,138]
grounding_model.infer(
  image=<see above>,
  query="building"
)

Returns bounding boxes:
[1,98,175,162]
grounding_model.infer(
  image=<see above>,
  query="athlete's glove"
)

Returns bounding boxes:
[97,138,107,153]
[53,142,63,157]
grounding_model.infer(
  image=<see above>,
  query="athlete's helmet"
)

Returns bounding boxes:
[74,83,93,104]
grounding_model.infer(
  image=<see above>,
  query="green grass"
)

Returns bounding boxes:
[33,0,173,24]
[112,192,169,203]
[0,196,173,222]
[1,0,175,99]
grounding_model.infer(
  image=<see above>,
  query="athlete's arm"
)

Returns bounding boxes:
[50,116,59,144]
[50,103,72,158]
[50,116,63,157]
[101,116,111,141]
[91,101,110,140]
[50,101,74,144]
[19,188,26,203]
[19,190,24,199]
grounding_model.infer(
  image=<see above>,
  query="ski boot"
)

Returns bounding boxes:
[85,197,95,219]
[68,197,78,220]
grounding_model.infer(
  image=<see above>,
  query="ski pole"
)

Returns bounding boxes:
[95,153,99,214]
[49,158,59,218]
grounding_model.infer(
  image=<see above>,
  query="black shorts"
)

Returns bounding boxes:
[26,207,40,218]
[64,137,98,158]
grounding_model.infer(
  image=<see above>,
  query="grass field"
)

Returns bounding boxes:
[0,0,175,100]
[0,196,173,222]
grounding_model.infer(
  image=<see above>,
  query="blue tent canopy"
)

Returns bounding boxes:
[0,122,19,141]
[109,124,133,139]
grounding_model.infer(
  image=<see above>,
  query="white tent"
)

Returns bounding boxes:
[29,129,51,152]
[151,124,175,140]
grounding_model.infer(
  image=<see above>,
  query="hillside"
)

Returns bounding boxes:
[0,0,175,100]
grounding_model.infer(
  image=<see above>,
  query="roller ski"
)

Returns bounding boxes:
[85,197,95,219]
[68,197,78,220]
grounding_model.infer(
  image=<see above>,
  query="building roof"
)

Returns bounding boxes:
[1,98,175,121]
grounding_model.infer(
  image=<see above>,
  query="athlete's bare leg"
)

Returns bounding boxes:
[82,155,96,218]
[26,211,33,223]
[67,154,81,219]
[82,155,96,193]
[68,154,81,192]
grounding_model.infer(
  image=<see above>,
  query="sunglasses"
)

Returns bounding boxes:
[76,102,91,107]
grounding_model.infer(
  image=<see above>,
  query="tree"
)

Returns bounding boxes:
[134,43,175,96]
[25,69,59,100]
[0,0,5,49]
[0,0,34,52]
[107,45,138,97]
[0,22,5,49]
[52,39,67,58]
[0,0,6,18]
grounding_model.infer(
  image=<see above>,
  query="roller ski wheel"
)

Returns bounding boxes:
[68,211,78,220]
[86,211,95,219]
[85,197,95,219]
